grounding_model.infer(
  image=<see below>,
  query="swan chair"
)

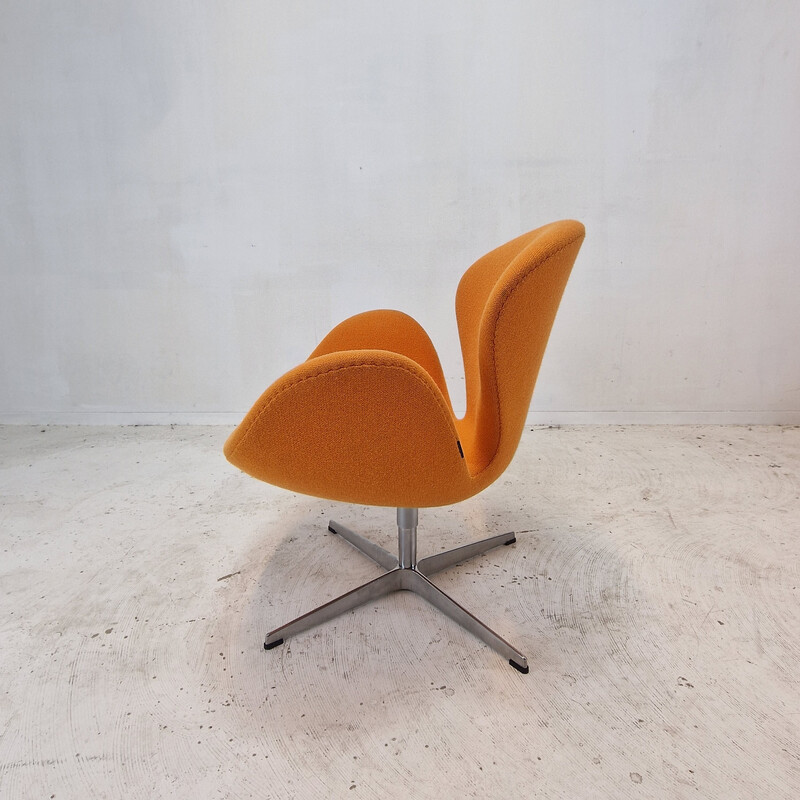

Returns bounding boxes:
[225,219,585,673]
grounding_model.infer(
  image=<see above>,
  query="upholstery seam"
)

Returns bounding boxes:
[229,360,461,464]
[472,231,585,479]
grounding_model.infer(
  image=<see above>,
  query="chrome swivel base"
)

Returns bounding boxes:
[264,508,529,673]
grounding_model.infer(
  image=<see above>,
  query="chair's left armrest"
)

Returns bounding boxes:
[224,350,471,507]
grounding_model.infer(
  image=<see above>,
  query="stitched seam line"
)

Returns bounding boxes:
[473,232,584,479]
[229,360,461,463]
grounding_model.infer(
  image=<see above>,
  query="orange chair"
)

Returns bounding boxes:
[225,220,585,672]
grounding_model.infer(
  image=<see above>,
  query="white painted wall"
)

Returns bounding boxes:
[1,1,798,424]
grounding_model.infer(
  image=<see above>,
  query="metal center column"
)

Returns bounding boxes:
[396,507,418,569]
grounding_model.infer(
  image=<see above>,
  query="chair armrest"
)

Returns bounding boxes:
[224,350,470,507]
[309,310,453,409]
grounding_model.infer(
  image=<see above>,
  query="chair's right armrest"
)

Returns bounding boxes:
[308,310,453,409]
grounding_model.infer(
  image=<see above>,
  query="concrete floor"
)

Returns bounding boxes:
[0,425,798,799]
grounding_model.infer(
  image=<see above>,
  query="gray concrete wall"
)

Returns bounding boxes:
[2,2,799,423]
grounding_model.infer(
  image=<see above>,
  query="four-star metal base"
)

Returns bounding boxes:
[264,508,529,673]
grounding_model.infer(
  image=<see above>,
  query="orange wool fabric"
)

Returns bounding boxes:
[224,220,585,507]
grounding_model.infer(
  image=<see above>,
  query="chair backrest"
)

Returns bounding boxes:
[455,220,585,480]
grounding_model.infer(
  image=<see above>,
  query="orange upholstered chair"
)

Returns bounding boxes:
[225,219,585,672]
